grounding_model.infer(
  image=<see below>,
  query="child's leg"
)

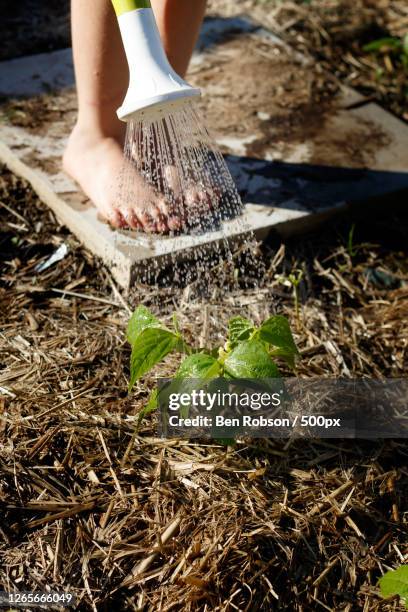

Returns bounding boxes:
[64,0,207,231]
[152,0,207,77]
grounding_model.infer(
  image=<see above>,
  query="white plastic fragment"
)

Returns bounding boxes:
[35,243,69,273]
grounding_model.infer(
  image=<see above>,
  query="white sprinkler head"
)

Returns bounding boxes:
[115,6,201,122]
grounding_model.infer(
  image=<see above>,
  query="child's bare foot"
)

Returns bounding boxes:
[63,124,182,233]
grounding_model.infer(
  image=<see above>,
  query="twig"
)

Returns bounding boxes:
[51,288,124,308]
[121,515,182,586]
[307,481,354,517]
[0,200,30,226]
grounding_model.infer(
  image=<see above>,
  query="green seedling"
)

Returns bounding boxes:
[344,224,373,261]
[126,305,300,422]
[375,66,384,81]
[347,223,357,258]
[288,269,303,323]
[364,34,408,71]
[379,566,408,610]
[279,268,304,326]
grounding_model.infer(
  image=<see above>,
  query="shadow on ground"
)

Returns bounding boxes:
[226,154,408,213]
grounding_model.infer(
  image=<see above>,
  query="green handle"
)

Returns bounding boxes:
[112,0,151,16]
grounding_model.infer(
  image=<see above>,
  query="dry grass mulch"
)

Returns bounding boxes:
[0,166,407,610]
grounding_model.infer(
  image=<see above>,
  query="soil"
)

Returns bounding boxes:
[207,0,408,122]
[1,1,407,610]
[190,34,391,169]
[0,92,75,132]
[1,165,407,610]
[0,0,71,62]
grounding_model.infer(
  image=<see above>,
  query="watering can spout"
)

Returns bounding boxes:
[112,1,201,122]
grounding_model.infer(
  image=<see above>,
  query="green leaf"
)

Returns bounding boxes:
[228,316,255,348]
[258,316,299,367]
[176,353,221,378]
[136,355,220,422]
[127,305,161,346]
[379,566,408,606]
[363,37,402,53]
[269,348,298,369]
[403,33,408,56]
[224,340,280,379]
[129,328,182,392]
[171,354,222,418]
[218,438,236,447]
[137,389,159,425]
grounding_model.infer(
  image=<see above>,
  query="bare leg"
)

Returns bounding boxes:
[152,0,207,77]
[64,0,206,231]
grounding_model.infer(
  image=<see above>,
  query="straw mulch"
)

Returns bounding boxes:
[1,166,407,611]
